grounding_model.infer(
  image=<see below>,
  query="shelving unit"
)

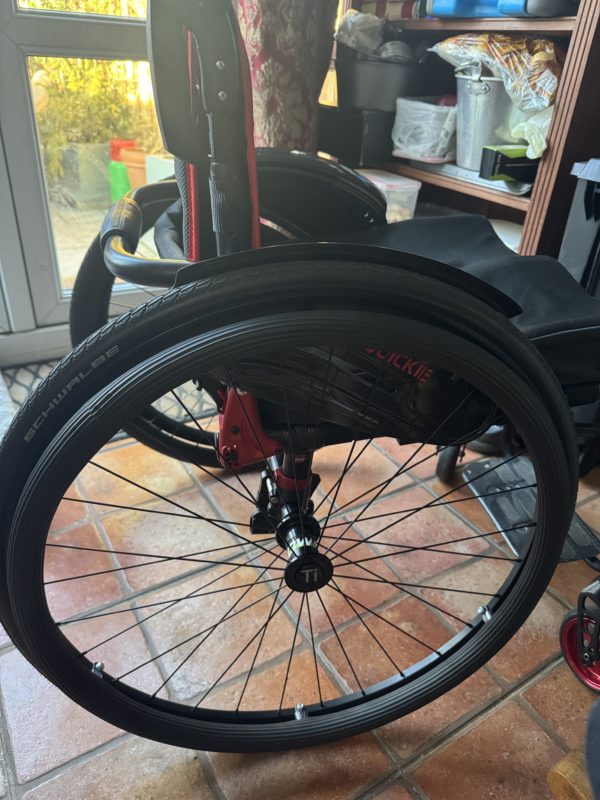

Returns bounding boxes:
[390,162,531,210]
[353,1,600,256]
[397,15,576,33]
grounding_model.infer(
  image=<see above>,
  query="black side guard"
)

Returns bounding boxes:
[173,240,522,319]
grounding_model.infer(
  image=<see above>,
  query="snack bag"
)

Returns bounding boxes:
[431,34,562,112]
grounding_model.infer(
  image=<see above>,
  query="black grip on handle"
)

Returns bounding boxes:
[100,198,143,253]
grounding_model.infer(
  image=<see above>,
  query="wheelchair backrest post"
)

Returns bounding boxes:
[148,0,260,257]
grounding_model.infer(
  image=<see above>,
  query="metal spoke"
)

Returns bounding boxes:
[328,583,439,653]
[316,590,364,694]
[77,545,279,653]
[151,556,282,698]
[85,460,283,563]
[60,495,250,527]
[335,452,525,561]
[117,584,285,680]
[314,362,391,523]
[332,549,471,627]
[278,594,306,714]
[88,460,249,534]
[306,594,324,708]
[60,579,276,626]
[194,589,293,707]
[334,571,500,597]
[318,444,442,520]
[45,549,285,585]
[235,578,286,712]
[330,578,403,676]
[303,346,335,511]
[320,484,537,527]
[321,521,532,552]
[322,393,477,555]
[47,538,285,567]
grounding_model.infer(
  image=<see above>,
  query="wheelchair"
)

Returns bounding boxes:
[1,0,600,753]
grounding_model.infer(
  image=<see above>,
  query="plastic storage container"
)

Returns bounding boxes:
[357,169,421,222]
[431,0,578,16]
[336,43,420,112]
[392,97,457,163]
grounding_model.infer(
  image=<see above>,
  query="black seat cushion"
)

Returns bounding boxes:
[339,215,600,387]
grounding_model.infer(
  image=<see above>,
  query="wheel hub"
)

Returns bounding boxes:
[278,513,333,593]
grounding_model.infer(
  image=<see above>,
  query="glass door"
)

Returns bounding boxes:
[0,0,169,349]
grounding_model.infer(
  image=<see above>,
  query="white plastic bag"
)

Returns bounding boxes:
[392,98,457,163]
[336,11,385,56]
[510,106,554,159]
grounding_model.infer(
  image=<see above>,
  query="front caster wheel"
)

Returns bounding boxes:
[560,610,600,693]
[435,445,461,483]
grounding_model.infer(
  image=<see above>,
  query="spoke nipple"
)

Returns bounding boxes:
[478,606,492,623]
[295,703,307,720]
[91,662,105,678]
[218,90,228,102]
[216,60,226,70]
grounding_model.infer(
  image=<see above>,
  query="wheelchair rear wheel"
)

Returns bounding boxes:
[2,260,575,751]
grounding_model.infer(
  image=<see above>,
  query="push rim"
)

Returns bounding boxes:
[8,311,570,749]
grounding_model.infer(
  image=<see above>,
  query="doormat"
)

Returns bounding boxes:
[1,361,59,409]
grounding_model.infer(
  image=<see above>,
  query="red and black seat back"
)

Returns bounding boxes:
[148,0,260,258]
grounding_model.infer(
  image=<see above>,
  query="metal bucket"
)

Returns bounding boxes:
[456,75,514,171]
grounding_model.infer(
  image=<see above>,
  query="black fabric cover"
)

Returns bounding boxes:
[157,207,600,388]
[335,216,600,388]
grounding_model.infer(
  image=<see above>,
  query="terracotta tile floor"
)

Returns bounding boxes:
[0,436,599,800]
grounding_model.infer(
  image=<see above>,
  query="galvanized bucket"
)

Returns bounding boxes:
[456,74,515,171]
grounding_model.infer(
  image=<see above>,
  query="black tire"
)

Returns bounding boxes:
[70,235,220,466]
[3,260,575,751]
[435,446,460,483]
[1,256,577,643]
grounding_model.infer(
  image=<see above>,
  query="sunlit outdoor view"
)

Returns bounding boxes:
[28,54,170,291]
[19,0,146,17]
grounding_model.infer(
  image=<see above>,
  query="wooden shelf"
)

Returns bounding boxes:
[384,161,531,211]
[395,16,576,35]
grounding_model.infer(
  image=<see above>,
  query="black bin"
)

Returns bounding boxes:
[336,42,420,113]
[317,105,394,167]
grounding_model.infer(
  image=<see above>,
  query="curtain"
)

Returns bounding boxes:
[238,0,339,151]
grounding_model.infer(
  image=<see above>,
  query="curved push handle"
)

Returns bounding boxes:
[101,182,193,288]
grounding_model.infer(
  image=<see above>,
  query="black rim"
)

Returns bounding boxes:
[9,312,568,736]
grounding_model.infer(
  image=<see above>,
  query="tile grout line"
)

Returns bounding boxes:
[395,654,566,776]
[195,750,229,800]
[353,768,427,800]
[515,693,583,755]
[0,699,20,800]
[14,733,133,797]
[346,762,401,800]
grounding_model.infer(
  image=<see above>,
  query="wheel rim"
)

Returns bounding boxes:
[561,616,600,692]
[8,312,570,747]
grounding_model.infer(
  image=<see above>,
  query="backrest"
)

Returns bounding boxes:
[148,0,260,258]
